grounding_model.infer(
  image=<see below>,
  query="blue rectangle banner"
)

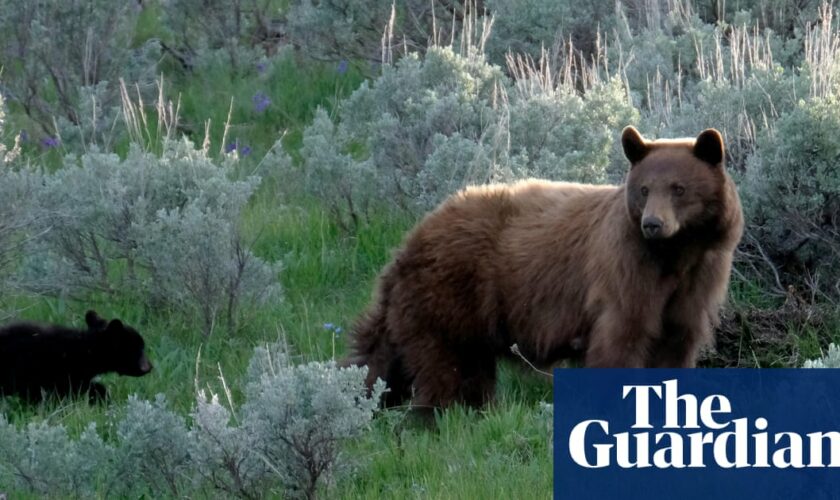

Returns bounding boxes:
[554,369,840,500]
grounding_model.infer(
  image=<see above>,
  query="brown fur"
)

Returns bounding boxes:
[346,127,744,410]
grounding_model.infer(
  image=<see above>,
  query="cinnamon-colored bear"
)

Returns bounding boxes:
[347,127,744,409]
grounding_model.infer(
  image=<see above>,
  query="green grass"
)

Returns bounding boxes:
[2,5,838,497]
[340,397,552,499]
[170,49,367,160]
[0,195,554,498]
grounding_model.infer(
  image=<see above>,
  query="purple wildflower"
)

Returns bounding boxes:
[252,92,271,113]
[337,60,349,75]
[256,62,267,74]
[225,142,238,154]
[239,145,251,157]
[40,136,60,149]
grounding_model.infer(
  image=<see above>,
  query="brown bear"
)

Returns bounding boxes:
[346,126,744,410]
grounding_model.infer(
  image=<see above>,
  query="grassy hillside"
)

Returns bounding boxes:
[1,0,839,497]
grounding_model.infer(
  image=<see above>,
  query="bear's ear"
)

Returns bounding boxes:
[85,310,107,330]
[693,128,724,166]
[621,126,649,166]
[106,319,124,332]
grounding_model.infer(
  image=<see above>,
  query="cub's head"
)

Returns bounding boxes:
[86,310,153,377]
[621,126,727,240]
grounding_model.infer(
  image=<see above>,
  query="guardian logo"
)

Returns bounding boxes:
[554,370,840,500]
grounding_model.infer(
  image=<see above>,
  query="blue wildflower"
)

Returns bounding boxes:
[256,62,267,74]
[252,92,271,113]
[40,136,59,149]
[323,323,343,337]
[239,145,251,157]
[225,142,238,154]
[337,60,349,75]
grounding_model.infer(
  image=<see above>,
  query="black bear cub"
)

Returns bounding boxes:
[0,310,153,403]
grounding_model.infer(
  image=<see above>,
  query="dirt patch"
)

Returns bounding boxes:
[702,292,824,367]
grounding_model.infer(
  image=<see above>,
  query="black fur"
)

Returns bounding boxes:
[0,310,152,403]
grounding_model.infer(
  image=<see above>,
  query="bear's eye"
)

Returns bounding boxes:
[640,186,649,197]
[672,185,686,197]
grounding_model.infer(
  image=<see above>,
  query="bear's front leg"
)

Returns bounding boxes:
[652,250,731,367]
[651,298,714,368]
[87,381,109,404]
[584,309,656,368]
[402,334,498,411]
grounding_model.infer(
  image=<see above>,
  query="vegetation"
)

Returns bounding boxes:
[0,0,839,497]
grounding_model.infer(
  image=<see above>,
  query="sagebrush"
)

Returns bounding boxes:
[0,342,385,499]
[16,140,280,337]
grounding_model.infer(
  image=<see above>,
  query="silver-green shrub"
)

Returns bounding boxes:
[742,95,840,297]
[284,0,472,63]
[238,343,385,498]
[0,0,157,148]
[140,200,282,337]
[112,395,192,497]
[0,167,38,320]
[277,45,636,224]
[161,0,274,74]
[0,92,36,319]
[0,417,110,498]
[18,140,280,337]
[190,389,268,498]
[0,342,383,498]
[285,0,397,62]
[484,0,618,64]
[276,47,506,224]
[636,18,809,171]
[803,344,840,368]
[508,75,639,183]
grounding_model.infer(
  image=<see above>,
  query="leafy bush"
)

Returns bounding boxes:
[113,395,192,497]
[276,47,505,225]
[633,1,840,170]
[484,0,617,64]
[278,45,636,225]
[507,74,638,183]
[691,0,827,36]
[285,0,471,63]
[0,342,384,499]
[190,389,267,498]
[161,0,278,74]
[742,95,840,298]
[17,140,280,337]
[0,93,36,318]
[0,417,110,497]
[647,67,805,171]
[239,343,385,498]
[0,0,158,148]
[285,0,397,62]
[0,168,38,319]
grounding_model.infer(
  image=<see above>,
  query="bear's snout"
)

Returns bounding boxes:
[642,216,664,239]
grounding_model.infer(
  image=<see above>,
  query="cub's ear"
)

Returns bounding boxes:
[85,310,107,330]
[621,126,649,165]
[106,319,125,332]
[693,128,724,166]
